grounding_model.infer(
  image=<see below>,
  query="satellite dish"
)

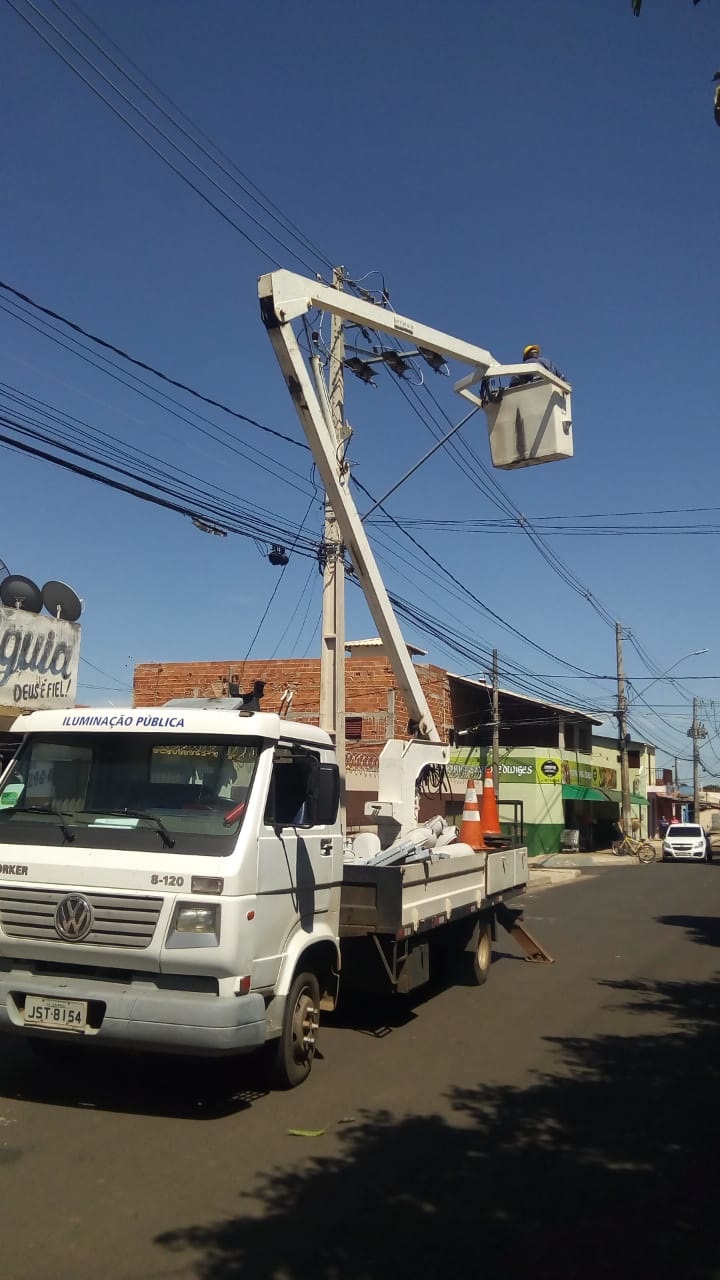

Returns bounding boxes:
[0,575,43,612]
[42,580,83,623]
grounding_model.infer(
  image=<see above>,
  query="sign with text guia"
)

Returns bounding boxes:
[0,606,80,709]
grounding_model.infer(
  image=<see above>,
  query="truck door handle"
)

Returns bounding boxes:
[320,838,333,855]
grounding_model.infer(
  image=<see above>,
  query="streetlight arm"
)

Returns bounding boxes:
[634,649,709,700]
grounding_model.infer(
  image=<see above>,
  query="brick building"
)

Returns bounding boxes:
[133,639,451,827]
[132,640,605,851]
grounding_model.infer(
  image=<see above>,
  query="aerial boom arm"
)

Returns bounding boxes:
[259,270,573,747]
[259,279,440,740]
[259,270,571,399]
[260,269,497,372]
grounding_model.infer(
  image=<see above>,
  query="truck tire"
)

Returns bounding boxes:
[272,971,320,1089]
[432,919,492,987]
[471,922,492,986]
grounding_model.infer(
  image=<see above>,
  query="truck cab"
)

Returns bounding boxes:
[0,705,342,1085]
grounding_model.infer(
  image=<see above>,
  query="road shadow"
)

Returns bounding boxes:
[156,969,720,1279]
[656,913,720,949]
[0,1039,270,1119]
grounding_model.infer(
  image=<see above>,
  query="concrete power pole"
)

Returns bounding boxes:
[689,697,707,822]
[615,622,631,833]
[492,648,500,797]
[318,267,347,823]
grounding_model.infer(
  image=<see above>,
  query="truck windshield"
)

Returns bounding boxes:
[0,733,261,854]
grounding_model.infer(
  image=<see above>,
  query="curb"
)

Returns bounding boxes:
[527,868,583,890]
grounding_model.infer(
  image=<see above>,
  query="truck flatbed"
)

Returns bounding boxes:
[340,845,528,937]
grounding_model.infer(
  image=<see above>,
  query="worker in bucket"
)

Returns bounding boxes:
[510,343,564,385]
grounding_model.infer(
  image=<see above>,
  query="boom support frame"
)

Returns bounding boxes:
[259,269,570,750]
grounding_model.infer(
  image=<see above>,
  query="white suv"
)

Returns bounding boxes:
[662,823,711,863]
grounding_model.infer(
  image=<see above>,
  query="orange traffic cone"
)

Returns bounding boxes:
[458,778,486,851]
[480,765,502,840]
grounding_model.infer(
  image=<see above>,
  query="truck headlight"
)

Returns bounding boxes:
[167,902,221,948]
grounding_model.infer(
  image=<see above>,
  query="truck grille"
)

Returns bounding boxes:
[0,886,163,949]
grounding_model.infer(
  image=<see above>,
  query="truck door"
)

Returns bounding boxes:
[253,745,341,988]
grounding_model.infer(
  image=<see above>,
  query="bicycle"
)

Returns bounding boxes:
[611,833,656,863]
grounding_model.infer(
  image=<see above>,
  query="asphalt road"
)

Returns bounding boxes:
[1,863,719,1280]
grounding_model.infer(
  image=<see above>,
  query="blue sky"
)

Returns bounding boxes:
[2,0,719,780]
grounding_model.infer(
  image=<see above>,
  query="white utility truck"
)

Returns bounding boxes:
[0,274,571,1086]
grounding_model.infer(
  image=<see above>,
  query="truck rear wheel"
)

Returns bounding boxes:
[431,918,492,987]
[471,922,492,986]
[272,971,320,1089]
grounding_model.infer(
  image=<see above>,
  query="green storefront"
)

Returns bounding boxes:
[448,746,648,857]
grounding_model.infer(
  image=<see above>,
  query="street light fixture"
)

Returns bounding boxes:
[636,648,709,698]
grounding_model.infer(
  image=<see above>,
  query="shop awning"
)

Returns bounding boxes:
[601,788,649,807]
[562,784,608,803]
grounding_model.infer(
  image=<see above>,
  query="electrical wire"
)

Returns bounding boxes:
[3,2,713,739]
[53,0,334,274]
[0,281,307,453]
[5,0,326,275]
[237,491,319,669]
[0,416,322,556]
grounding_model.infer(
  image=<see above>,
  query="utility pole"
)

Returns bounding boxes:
[318,267,347,823]
[688,697,707,821]
[492,648,500,797]
[615,622,631,833]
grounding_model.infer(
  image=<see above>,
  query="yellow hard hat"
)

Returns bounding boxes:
[523,344,541,359]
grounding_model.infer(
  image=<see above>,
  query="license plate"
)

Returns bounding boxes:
[24,995,87,1031]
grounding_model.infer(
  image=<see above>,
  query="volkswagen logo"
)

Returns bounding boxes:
[54,894,93,942]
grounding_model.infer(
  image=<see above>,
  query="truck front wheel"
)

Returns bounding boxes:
[272,971,320,1089]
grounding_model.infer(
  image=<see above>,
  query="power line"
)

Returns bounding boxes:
[5,0,325,274]
[0,416,322,556]
[0,280,306,452]
[1,6,705,717]
[54,0,335,273]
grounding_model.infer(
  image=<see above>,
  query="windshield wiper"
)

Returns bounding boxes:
[18,805,75,843]
[84,808,175,849]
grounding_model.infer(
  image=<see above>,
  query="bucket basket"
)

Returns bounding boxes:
[484,382,573,469]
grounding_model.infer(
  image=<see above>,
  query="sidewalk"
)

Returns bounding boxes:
[525,834,661,885]
[527,864,584,891]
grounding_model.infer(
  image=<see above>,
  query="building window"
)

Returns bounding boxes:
[345,716,363,741]
[565,722,592,754]
[628,750,641,769]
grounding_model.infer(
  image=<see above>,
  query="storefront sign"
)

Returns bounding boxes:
[593,764,618,789]
[449,749,617,789]
[449,751,564,784]
[0,606,80,709]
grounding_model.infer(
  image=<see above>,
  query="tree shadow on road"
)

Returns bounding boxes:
[0,1040,270,1119]
[156,966,720,1280]
[656,913,720,950]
